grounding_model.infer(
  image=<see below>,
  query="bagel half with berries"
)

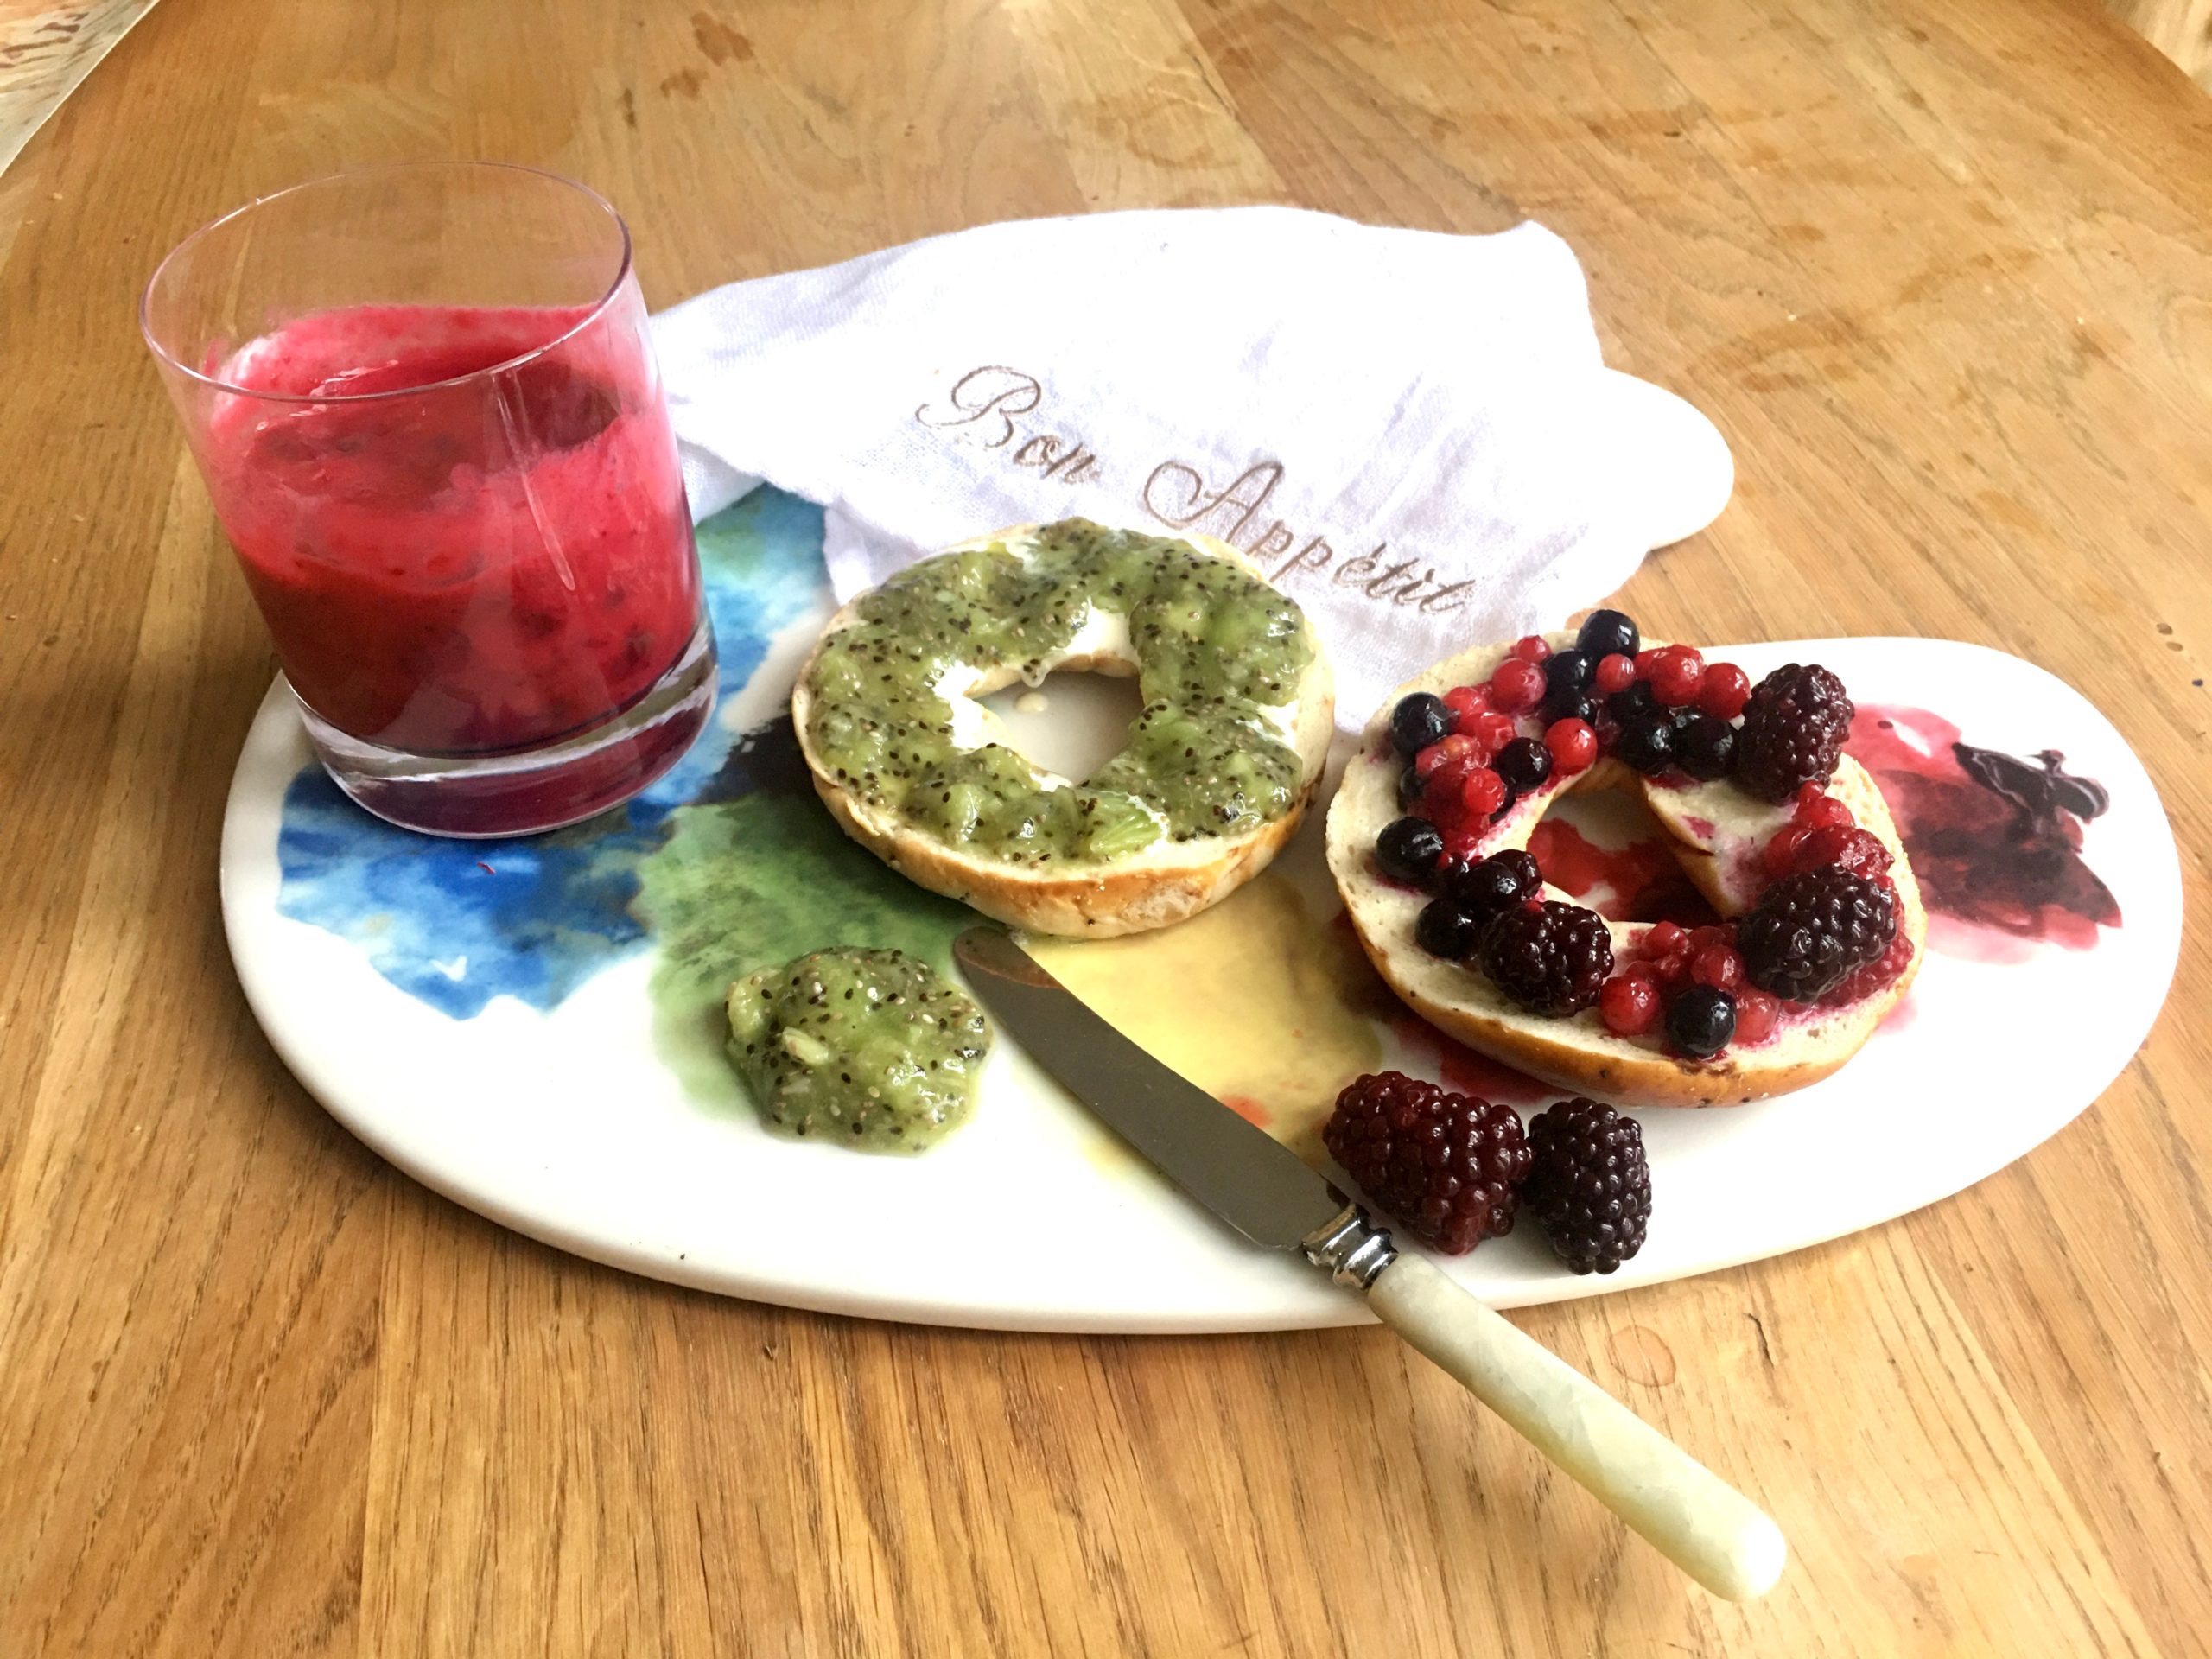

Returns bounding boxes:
[1325,615,1926,1109]
[793,518,1334,938]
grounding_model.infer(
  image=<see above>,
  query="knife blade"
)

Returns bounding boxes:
[952,924,1788,1602]
[952,924,1350,1254]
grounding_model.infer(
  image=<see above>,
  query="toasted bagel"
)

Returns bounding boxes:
[1325,634,1926,1108]
[794,522,1334,938]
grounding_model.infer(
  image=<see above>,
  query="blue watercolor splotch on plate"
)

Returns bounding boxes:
[275,486,830,1018]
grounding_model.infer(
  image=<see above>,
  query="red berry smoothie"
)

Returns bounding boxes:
[197,303,702,757]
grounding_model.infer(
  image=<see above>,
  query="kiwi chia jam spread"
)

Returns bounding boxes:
[803,519,1314,865]
[724,947,991,1152]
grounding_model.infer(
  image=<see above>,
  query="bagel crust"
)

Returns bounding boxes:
[1325,634,1927,1109]
[793,524,1335,938]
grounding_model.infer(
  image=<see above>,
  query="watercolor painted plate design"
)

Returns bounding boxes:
[220,490,2183,1332]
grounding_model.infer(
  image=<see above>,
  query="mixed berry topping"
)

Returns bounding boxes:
[1478,900,1614,1017]
[1732,663,1854,802]
[1371,620,1913,1064]
[1524,1099,1653,1274]
[1324,1072,1531,1254]
[1738,864,1899,1001]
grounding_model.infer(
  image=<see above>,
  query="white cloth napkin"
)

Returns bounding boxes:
[651,207,1732,721]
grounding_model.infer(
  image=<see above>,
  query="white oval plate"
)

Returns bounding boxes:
[221,492,2181,1332]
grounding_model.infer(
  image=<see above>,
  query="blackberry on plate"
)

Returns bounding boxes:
[1324,1072,1531,1254]
[1732,664,1854,801]
[1440,848,1541,916]
[1495,736,1554,791]
[1390,692,1453,757]
[1478,900,1613,1016]
[1666,985,1737,1057]
[1616,713,1678,775]
[1415,899,1485,958]
[1375,817,1445,885]
[1525,1099,1651,1274]
[1675,712,1738,781]
[1738,864,1897,1001]
[1576,609,1641,663]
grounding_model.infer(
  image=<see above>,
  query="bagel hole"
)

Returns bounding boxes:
[1529,786,1720,926]
[976,669,1146,784]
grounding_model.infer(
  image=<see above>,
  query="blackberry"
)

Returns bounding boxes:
[1733,664,1854,801]
[1440,849,1541,916]
[1324,1072,1530,1254]
[1738,865,1898,1001]
[1666,986,1737,1057]
[1390,693,1453,757]
[1415,899,1485,958]
[1495,736,1554,791]
[1576,609,1640,662]
[1616,713,1677,775]
[1375,817,1445,885]
[1675,712,1737,781]
[1478,900,1614,1016]
[1543,649,1594,702]
[1524,1099,1651,1274]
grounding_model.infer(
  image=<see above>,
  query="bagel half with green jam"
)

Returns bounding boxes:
[791,519,1334,937]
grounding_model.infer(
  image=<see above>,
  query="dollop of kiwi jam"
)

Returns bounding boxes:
[724,948,990,1152]
[804,519,1313,864]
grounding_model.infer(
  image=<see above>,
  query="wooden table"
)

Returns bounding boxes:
[3,1,2208,1652]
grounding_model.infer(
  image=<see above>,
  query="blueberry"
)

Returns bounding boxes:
[1396,767,1427,810]
[1415,899,1486,959]
[1543,648,1594,701]
[1606,680,1658,724]
[1376,817,1446,885]
[1667,986,1738,1057]
[1616,713,1677,775]
[1675,713,1738,781]
[1495,736,1554,790]
[1490,849,1543,899]
[1389,693,1452,757]
[1441,851,1536,916]
[1542,688,1601,726]
[1577,609,1640,662]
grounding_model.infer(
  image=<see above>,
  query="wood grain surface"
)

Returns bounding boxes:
[3,1,2209,1653]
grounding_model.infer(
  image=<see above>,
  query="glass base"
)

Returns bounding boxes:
[302,619,719,837]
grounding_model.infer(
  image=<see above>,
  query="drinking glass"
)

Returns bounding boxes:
[142,162,715,836]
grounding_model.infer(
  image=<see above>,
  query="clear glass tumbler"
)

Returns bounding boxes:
[142,162,715,837]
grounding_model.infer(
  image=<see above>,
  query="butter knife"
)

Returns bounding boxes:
[953,925,1787,1602]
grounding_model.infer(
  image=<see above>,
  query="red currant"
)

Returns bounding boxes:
[1592,652,1637,696]
[1633,646,1665,679]
[1458,766,1508,818]
[1763,823,1812,877]
[1696,663,1751,720]
[1802,796,1854,830]
[1442,827,1487,863]
[1792,781,1827,816]
[1599,973,1662,1036]
[1511,634,1552,664]
[1794,824,1891,878]
[1640,920,1688,960]
[1649,645,1706,708]
[1543,717,1598,772]
[1469,709,1519,753]
[1733,990,1781,1045]
[1489,658,1546,713]
[1691,944,1745,993]
[1689,924,1735,955]
[1414,734,1477,779]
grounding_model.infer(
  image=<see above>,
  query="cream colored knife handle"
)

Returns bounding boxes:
[1366,1253,1787,1601]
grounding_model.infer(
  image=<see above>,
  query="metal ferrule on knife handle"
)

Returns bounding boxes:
[1300,1205,1399,1289]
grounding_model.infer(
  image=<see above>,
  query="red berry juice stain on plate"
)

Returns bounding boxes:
[1847,704,2119,961]
[1217,1093,1274,1128]
[1389,1014,1555,1105]
[1527,819,1714,925]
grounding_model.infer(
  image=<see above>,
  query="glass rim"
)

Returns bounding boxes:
[137,160,635,407]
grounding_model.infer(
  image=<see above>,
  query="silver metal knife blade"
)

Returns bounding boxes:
[953,925,1350,1253]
